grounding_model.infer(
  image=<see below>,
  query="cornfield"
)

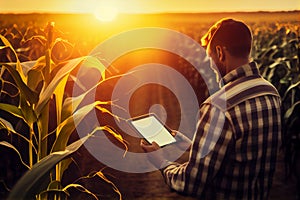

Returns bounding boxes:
[0,12,299,199]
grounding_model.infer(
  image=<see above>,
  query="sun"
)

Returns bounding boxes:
[94,6,119,22]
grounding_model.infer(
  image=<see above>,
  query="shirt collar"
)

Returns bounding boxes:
[221,61,260,85]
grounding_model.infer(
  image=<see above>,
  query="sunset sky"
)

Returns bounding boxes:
[0,0,299,14]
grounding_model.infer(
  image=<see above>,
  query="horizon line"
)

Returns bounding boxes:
[1,9,299,15]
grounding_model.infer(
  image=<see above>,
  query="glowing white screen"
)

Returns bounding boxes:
[131,115,176,147]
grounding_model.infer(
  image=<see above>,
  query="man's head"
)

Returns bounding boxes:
[201,18,253,76]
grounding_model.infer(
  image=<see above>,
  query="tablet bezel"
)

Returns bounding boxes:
[128,113,176,147]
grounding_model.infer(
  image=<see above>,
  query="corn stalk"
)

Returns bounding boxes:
[0,22,126,199]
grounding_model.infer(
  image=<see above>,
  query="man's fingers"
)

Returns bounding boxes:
[141,144,155,152]
[140,139,147,145]
[140,140,160,152]
[151,141,160,149]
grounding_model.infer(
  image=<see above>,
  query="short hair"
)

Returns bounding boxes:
[201,18,253,58]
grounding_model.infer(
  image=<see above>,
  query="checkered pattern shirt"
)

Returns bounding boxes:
[162,62,282,199]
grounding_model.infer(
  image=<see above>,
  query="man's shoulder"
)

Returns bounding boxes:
[202,75,280,112]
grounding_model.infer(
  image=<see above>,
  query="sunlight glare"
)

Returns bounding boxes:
[94,6,119,22]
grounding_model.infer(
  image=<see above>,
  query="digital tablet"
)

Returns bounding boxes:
[128,113,176,147]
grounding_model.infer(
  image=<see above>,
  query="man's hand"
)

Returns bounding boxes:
[140,140,165,168]
[140,139,160,152]
[140,130,191,168]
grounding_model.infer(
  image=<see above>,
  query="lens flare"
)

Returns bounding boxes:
[94,6,118,22]
[73,27,221,173]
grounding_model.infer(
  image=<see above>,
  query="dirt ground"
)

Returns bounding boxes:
[63,144,297,200]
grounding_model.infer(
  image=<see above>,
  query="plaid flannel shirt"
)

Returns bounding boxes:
[162,62,281,199]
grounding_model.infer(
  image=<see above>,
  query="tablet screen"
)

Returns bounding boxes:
[130,114,176,147]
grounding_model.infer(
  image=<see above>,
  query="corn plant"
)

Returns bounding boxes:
[253,23,300,197]
[0,22,126,199]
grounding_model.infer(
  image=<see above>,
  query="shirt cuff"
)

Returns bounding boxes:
[159,159,172,173]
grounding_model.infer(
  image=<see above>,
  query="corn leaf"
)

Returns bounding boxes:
[7,134,91,200]
[95,105,121,122]
[0,103,24,119]
[47,180,63,190]
[1,64,39,105]
[282,80,300,102]
[0,35,26,82]
[74,170,122,200]
[35,57,88,116]
[54,75,69,125]
[51,101,101,153]
[35,58,81,115]
[20,60,39,77]
[59,158,73,180]
[0,117,37,154]
[284,101,300,121]
[36,101,50,159]
[61,95,83,122]
[0,117,14,130]
[63,184,98,200]
[19,93,37,125]
[76,169,122,200]
[80,56,106,80]
[0,80,19,98]
[27,68,44,93]
[52,99,126,153]
[37,180,69,200]
[59,56,107,119]
[96,171,122,200]
[90,126,128,157]
[0,141,30,170]
[61,72,128,122]
[61,91,111,122]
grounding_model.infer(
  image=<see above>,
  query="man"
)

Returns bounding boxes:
[141,18,282,199]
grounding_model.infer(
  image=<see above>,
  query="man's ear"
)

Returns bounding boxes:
[216,45,225,61]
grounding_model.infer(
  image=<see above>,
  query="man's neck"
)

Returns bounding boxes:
[225,56,249,74]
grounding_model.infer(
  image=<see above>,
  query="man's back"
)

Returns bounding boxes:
[203,62,281,199]
[161,63,281,199]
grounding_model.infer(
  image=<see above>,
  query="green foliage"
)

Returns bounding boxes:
[0,22,125,199]
[253,23,300,178]
[7,134,91,200]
